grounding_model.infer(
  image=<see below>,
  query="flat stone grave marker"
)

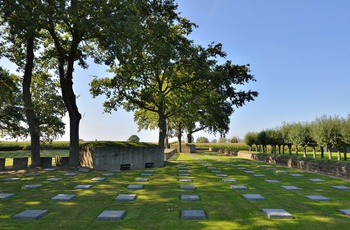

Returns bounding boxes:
[331,185,350,190]
[180,185,195,190]
[74,185,93,189]
[103,173,114,176]
[304,195,330,201]
[115,194,137,201]
[262,209,293,219]
[181,194,200,201]
[127,184,144,190]
[13,210,48,220]
[276,170,288,173]
[281,186,301,190]
[135,177,149,182]
[244,171,255,174]
[290,174,303,177]
[178,167,187,170]
[237,167,246,170]
[179,178,192,182]
[51,194,76,201]
[91,177,106,181]
[64,173,77,176]
[207,166,216,169]
[211,170,221,173]
[97,210,126,221]
[144,170,154,173]
[178,164,186,167]
[265,180,280,183]
[22,184,42,189]
[181,210,207,220]
[178,170,190,173]
[216,174,227,177]
[46,178,62,182]
[78,168,90,173]
[253,174,266,177]
[0,193,15,199]
[230,185,248,190]
[222,178,237,183]
[178,173,190,176]
[141,173,153,176]
[242,194,265,200]
[308,179,325,182]
[266,168,276,171]
[3,178,20,182]
[339,209,350,217]
[44,168,56,171]
[25,173,39,177]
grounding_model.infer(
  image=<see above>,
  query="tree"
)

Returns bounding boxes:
[1,0,145,166]
[218,137,227,143]
[90,1,258,150]
[31,72,67,143]
[244,132,257,151]
[0,67,26,138]
[230,136,239,143]
[127,135,140,143]
[196,136,209,143]
[0,1,42,166]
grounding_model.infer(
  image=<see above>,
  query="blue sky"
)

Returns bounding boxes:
[2,0,350,142]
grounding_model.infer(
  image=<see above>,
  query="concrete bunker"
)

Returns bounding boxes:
[78,141,164,171]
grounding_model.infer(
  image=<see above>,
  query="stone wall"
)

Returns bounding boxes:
[231,151,350,178]
[164,149,177,161]
[79,144,164,171]
[170,144,195,153]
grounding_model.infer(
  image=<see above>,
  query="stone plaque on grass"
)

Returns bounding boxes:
[304,195,330,201]
[64,173,77,176]
[46,178,62,182]
[242,194,265,200]
[115,194,137,202]
[178,173,190,176]
[244,171,255,174]
[25,173,39,177]
[127,184,144,190]
[281,186,301,190]
[331,185,350,190]
[74,185,93,189]
[179,178,192,182]
[141,173,153,176]
[216,174,227,177]
[3,178,20,182]
[44,168,56,171]
[51,194,76,201]
[230,185,248,190]
[180,185,195,190]
[135,177,149,182]
[290,174,303,177]
[97,210,126,221]
[0,193,15,199]
[181,194,200,201]
[103,173,114,176]
[78,168,90,173]
[91,177,106,181]
[262,209,293,219]
[308,179,325,182]
[222,178,237,183]
[265,180,280,183]
[253,174,266,177]
[13,210,48,220]
[339,209,350,217]
[181,210,206,220]
[22,184,42,189]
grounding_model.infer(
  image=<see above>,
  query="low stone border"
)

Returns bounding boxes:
[226,151,350,178]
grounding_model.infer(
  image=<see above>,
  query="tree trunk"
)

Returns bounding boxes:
[344,147,347,161]
[312,147,316,158]
[157,112,166,150]
[328,147,332,160]
[303,147,307,158]
[177,125,182,153]
[187,133,192,143]
[320,146,324,158]
[288,144,292,155]
[22,36,41,167]
[282,144,285,155]
[337,148,341,161]
[295,145,299,157]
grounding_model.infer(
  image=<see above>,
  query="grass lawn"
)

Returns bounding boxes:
[1,151,350,229]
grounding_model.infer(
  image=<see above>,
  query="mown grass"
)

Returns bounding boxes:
[1,152,350,229]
